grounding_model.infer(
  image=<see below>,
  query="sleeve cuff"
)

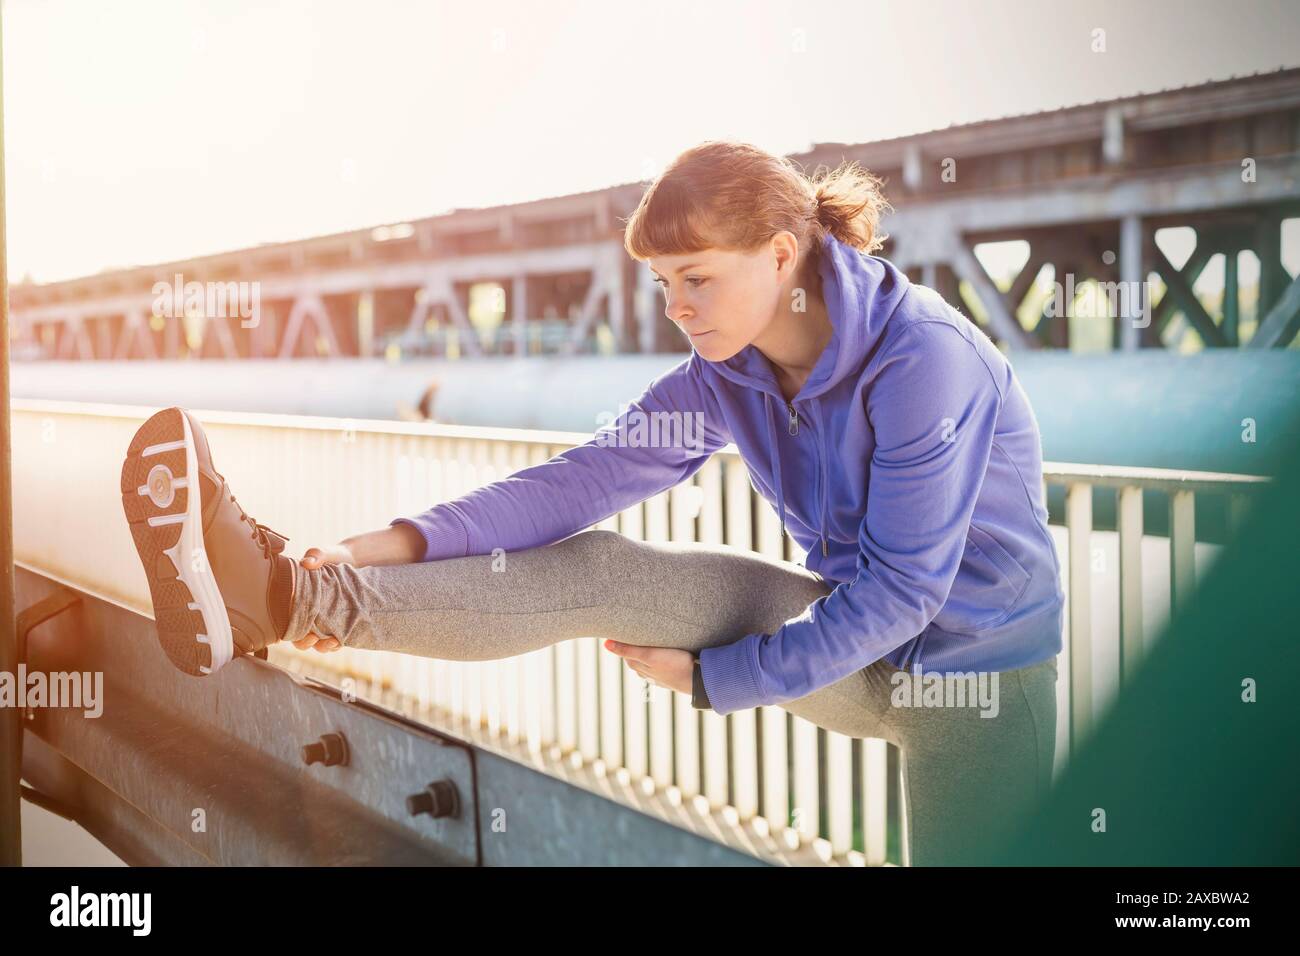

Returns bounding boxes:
[389,508,470,563]
[697,634,767,715]
[691,656,712,710]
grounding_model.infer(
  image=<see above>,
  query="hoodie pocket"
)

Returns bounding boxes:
[931,523,1032,633]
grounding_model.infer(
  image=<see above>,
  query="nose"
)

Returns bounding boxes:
[664,293,693,326]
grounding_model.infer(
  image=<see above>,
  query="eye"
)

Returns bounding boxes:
[653,276,707,288]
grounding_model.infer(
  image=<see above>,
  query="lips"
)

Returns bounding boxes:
[689,330,712,338]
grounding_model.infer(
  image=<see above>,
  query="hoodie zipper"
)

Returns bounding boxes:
[784,398,829,557]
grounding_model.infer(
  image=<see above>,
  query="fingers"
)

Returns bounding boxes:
[605,641,659,688]
[604,639,648,666]
[291,632,342,652]
[301,544,355,570]
[604,641,641,671]
[300,548,326,570]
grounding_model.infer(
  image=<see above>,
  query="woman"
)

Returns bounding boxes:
[121,141,1064,865]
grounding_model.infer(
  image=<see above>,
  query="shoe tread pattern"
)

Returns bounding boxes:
[119,407,212,676]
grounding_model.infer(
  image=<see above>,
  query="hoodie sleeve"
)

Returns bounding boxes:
[390,353,732,561]
[697,321,1007,715]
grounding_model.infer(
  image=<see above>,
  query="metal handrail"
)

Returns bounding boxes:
[7,399,1272,865]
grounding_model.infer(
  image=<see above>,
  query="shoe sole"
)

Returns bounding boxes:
[120,407,234,676]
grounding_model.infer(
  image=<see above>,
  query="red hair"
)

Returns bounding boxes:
[622,141,890,287]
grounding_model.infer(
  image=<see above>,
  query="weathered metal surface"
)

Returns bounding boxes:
[13,566,769,866]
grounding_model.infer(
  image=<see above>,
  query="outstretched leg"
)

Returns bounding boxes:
[286,528,897,739]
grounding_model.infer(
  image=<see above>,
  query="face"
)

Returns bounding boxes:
[648,233,800,362]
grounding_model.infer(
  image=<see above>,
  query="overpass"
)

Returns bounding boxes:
[10,68,1300,361]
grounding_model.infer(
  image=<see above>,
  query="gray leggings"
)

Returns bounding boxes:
[285,528,1058,865]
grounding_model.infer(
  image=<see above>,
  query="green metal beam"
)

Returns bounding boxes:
[1151,242,1215,339]
[1246,271,1300,349]
[1152,247,1228,348]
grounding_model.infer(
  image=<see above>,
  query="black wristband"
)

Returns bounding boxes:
[691,654,712,710]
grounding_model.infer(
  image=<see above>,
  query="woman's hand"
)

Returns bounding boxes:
[292,543,359,653]
[603,640,695,695]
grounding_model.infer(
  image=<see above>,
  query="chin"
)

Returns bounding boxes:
[691,335,739,361]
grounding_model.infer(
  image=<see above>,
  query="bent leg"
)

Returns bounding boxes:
[287,528,895,738]
[883,657,1058,865]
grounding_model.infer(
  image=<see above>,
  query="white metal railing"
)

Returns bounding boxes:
[9,399,1271,866]
[1047,463,1268,757]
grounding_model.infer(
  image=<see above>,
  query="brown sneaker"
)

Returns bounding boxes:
[120,407,296,676]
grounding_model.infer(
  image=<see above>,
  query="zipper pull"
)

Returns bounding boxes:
[822,537,829,557]
[787,403,799,435]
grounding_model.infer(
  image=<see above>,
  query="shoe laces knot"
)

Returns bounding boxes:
[228,493,289,560]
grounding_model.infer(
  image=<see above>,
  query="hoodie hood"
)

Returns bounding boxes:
[704,233,911,554]
[710,233,909,399]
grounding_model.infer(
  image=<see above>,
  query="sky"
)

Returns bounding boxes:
[3,0,1299,284]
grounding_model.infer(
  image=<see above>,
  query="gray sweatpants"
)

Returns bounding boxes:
[285,528,1058,865]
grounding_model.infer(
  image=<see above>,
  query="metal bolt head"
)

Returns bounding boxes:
[301,732,349,767]
[406,779,459,819]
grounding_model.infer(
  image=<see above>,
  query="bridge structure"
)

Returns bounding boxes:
[10,68,1300,362]
[4,65,1299,867]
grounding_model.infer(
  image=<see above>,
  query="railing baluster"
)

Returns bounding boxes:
[593,513,622,771]
[1170,489,1196,616]
[465,438,492,731]
[506,442,531,745]
[1228,493,1252,541]
[754,494,791,837]
[379,434,410,712]
[826,731,853,858]
[619,500,649,780]
[670,481,701,798]
[575,635,599,763]
[556,634,577,754]
[697,458,729,811]
[449,658,465,729]
[425,435,450,721]
[527,443,555,755]
[862,737,889,865]
[1065,481,1093,753]
[792,717,819,846]
[483,441,512,739]
[644,489,674,790]
[724,457,758,821]
[551,428,578,752]
[1117,484,1145,683]
[450,438,470,726]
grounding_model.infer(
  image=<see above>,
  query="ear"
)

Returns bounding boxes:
[769,230,800,281]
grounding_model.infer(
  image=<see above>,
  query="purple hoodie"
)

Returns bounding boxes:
[392,234,1066,715]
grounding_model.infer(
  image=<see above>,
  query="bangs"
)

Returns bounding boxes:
[622,179,724,262]
[623,140,880,268]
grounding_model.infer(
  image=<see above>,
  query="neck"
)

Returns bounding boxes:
[751,263,832,399]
